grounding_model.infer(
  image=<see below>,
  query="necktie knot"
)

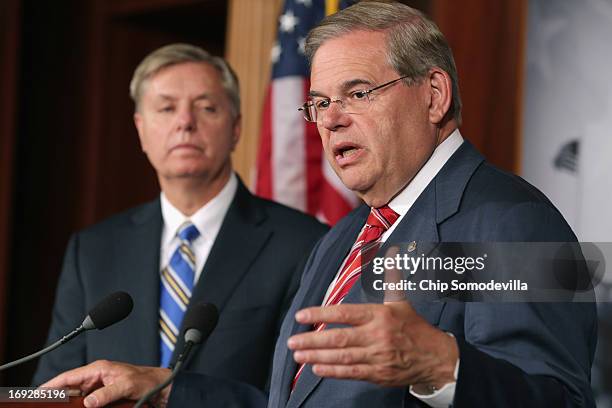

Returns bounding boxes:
[177,221,200,243]
[366,205,399,231]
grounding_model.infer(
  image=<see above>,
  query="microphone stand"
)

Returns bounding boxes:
[133,341,195,408]
[0,324,87,371]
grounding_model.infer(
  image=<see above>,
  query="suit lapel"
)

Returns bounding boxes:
[379,186,447,323]
[382,184,440,262]
[115,200,163,365]
[300,206,370,310]
[174,181,273,365]
[285,206,369,408]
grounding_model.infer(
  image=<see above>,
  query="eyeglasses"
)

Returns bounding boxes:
[298,75,409,123]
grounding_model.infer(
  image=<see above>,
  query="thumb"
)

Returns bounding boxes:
[385,298,415,313]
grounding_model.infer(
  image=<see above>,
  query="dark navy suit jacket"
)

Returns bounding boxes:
[32,179,329,390]
[169,142,596,407]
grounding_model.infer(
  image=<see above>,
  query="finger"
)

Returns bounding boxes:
[293,347,368,365]
[295,304,374,325]
[311,363,371,381]
[83,382,126,408]
[384,299,417,318]
[40,373,70,389]
[41,366,102,390]
[288,326,365,350]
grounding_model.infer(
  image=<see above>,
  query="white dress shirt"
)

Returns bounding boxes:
[323,129,464,408]
[159,172,238,283]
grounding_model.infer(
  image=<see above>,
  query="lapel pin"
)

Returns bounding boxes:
[407,241,417,252]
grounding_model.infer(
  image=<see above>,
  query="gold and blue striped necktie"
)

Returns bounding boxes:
[159,221,200,367]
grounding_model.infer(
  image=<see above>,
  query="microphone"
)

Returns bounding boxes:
[0,291,133,372]
[134,302,219,408]
[82,291,134,330]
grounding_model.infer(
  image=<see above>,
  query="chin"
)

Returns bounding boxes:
[166,167,208,179]
[337,173,372,195]
[359,195,387,208]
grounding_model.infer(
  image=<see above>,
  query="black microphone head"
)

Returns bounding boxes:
[86,291,134,330]
[182,303,219,344]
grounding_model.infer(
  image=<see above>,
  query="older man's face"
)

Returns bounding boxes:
[134,62,239,185]
[310,31,438,206]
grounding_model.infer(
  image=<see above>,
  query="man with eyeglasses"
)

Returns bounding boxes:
[45,2,596,407]
[283,3,594,406]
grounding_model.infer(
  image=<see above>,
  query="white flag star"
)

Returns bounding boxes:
[271,42,281,63]
[279,10,299,33]
[296,0,312,7]
[297,37,306,55]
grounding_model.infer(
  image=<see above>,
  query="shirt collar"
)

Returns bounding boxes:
[160,172,238,246]
[387,129,464,217]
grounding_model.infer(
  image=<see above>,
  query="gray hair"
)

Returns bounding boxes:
[305,1,462,124]
[129,43,241,118]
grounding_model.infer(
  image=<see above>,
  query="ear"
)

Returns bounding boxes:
[133,112,147,152]
[427,68,453,125]
[230,113,242,151]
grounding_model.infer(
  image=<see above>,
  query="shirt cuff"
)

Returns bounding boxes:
[409,334,460,408]
[409,378,456,408]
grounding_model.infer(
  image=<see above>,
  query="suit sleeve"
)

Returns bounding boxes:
[31,233,88,385]
[453,202,597,407]
[263,253,308,393]
[277,251,311,334]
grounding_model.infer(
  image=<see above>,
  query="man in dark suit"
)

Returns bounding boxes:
[33,43,328,390]
[44,3,597,407]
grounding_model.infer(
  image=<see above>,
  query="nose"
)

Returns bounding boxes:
[320,100,351,132]
[176,106,196,132]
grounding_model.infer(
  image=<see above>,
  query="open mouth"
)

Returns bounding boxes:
[333,142,363,165]
[338,147,359,158]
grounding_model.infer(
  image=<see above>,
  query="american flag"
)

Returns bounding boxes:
[255,0,358,225]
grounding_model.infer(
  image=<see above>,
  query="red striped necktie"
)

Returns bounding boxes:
[291,205,400,390]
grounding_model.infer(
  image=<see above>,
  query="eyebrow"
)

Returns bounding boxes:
[309,78,375,98]
[155,93,214,102]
